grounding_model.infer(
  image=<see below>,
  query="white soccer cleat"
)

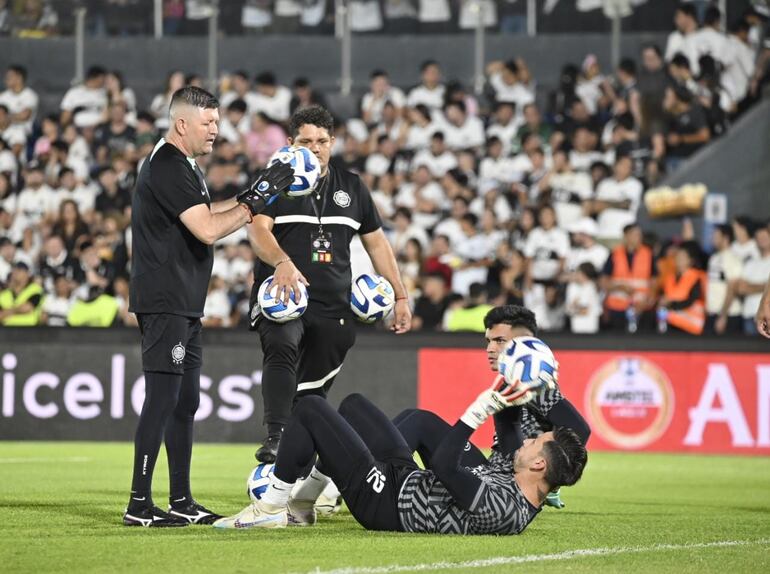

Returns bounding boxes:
[212,500,287,530]
[287,498,317,526]
[315,481,343,516]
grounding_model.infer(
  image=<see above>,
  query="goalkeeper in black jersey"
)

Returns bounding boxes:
[395,305,591,509]
[214,365,587,533]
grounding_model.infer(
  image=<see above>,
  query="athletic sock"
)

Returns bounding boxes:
[129,372,182,510]
[291,467,330,502]
[261,475,295,507]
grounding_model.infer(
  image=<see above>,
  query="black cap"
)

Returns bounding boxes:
[12,261,30,271]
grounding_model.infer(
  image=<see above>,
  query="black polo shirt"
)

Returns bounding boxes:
[255,165,382,318]
[129,139,213,317]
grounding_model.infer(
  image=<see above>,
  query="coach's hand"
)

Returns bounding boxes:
[273,259,309,306]
[391,299,412,334]
[237,162,294,216]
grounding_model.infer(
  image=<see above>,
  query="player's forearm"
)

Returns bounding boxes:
[210,197,238,214]
[247,223,289,266]
[206,205,252,244]
[547,400,591,445]
[364,233,408,299]
[492,407,524,455]
[430,420,485,512]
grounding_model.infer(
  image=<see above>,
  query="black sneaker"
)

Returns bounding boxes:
[255,434,281,463]
[123,505,189,527]
[168,499,223,525]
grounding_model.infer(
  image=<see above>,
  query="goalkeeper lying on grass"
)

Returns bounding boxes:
[214,351,587,534]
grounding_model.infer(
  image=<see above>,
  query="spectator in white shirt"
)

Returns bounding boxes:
[411,131,457,177]
[730,215,761,265]
[708,224,744,335]
[665,3,701,76]
[395,165,446,229]
[728,226,770,336]
[569,126,606,173]
[723,20,756,107]
[564,217,609,276]
[364,135,398,178]
[41,273,75,327]
[588,155,643,243]
[566,262,602,334]
[0,103,25,156]
[149,70,185,130]
[402,104,436,151]
[576,54,609,116]
[0,64,38,133]
[417,0,452,33]
[433,196,470,248]
[693,6,729,67]
[220,70,259,114]
[485,102,521,156]
[407,60,445,110]
[218,99,250,145]
[486,59,535,113]
[439,100,485,152]
[60,66,108,128]
[349,0,383,32]
[202,275,232,328]
[252,72,292,122]
[458,0,496,30]
[16,163,57,225]
[388,206,430,255]
[361,69,406,126]
[539,148,593,228]
[524,204,570,286]
[451,213,494,296]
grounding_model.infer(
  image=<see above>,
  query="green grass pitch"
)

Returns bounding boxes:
[1,442,769,573]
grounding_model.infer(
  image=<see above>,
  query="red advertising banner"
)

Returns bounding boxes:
[418,349,770,455]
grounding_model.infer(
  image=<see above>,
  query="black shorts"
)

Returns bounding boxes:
[340,457,417,532]
[137,313,202,374]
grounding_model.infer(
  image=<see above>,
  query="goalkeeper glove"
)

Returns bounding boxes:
[461,376,527,430]
[237,162,294,216]
[545,488,565,509]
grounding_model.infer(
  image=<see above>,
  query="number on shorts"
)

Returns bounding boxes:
[365,466,386,494]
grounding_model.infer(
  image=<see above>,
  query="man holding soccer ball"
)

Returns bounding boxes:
[124,86,293,527]
[247,105,411,463]
[214,336,587,534]
[394,305,590,509]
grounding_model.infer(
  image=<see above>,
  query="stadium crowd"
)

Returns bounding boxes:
[1,3,769,335]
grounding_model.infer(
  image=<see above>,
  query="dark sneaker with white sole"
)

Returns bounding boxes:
[123,506,189,527]
[255,434,281,463]
[168,500,223,525]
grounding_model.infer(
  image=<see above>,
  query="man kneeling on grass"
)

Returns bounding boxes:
[214,373,587,534]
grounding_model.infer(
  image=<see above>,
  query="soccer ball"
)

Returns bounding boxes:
[258,275,308,323]
[497,336,557,388]
[247,463,274,502]
[267,145,321,197]
[350,273,395,323]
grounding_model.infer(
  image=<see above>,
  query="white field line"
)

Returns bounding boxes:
[0,456,92,464]
[303,538,770,574]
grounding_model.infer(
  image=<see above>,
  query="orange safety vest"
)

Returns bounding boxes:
[663,268,706,335]
[605,245,653,311]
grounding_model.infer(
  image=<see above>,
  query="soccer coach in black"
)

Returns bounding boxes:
[124,86,292,527]
[249,105,412,462]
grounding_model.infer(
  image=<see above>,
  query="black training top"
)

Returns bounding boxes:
[254,165,382,318]
[129,139,213,317]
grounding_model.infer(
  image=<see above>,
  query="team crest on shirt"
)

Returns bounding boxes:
[171,342,186,365]
[333,190,351,208]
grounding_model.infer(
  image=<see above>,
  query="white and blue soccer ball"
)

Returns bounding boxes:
[247,463,274,502]
[497,336,557,388]
[350,273,395,323]
[258,275,308,323]
[267,145,321,197]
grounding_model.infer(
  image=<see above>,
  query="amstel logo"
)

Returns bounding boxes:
[586,357,674,449]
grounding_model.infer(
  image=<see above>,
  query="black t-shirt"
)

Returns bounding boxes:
[413,295,448,331]
[667,104,708,158]
[129,140,212,317]
[254,165,382,318]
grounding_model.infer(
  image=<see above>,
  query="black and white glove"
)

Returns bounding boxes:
[237,162,294,216]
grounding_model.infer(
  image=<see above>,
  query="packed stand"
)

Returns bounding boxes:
[1,3,769,334]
